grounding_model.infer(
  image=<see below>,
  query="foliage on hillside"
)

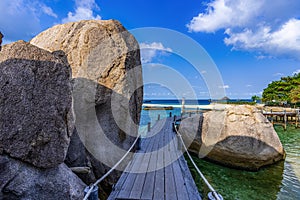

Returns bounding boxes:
[262,73,300,103]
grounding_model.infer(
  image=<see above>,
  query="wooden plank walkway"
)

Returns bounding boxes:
[108,117,201,200]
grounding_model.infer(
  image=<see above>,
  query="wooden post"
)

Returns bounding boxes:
[148,122,151,132]
[295,112,298,128]
[270,109,274,125]
[173,115,176,122]
[298,109,300,128]
[181,97,185,115]
[284,110,287,131]
[169,112,172,117]
[157,114,160,121]
[189,112,192,117]
[196,107,199,114]
[137,137,141,150]
[172,122,175,132]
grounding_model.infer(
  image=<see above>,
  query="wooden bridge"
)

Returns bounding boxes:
[108,117,201,200]
[263,109,300,130]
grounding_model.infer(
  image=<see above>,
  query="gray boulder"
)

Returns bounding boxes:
[0,32,3,51]
[180,105,286,171]
[0,41,74,168]
[31,20,143,197]
[0,154,86,200]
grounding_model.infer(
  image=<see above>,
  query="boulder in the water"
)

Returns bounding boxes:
[180,105,285,171]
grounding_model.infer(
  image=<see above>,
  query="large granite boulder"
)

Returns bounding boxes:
[0,154,86,200]
[0,41,74,168]
[31,20,143,197]
[31,19,142,149]
[180,105,285,171]
[65,130,122,199]
[0,32,3,51]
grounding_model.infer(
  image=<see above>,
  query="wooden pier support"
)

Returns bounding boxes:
[181,97,185,115]
[270,109,274,125]
[263,108,300,130]
[296,109,300,128]
[284,110,287,131]
[157,114,160,121]
[147,122,151,132]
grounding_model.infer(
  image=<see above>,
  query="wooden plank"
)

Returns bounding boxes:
[116,164,138,198]
[153,123,166,200]
[170,117,202,200]
[109,117,202,200]
[164,124,177,200]
[129,136,156,199]
[107,156,136,200]
[169,132,190,200]
[141,129,161,199]
[117,138,152,199]
[107,172,129,200]
[178,156,202,200]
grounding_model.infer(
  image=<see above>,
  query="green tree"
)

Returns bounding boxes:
[251,95,261,102]
[262,73,300,103]
[290,86,300,103]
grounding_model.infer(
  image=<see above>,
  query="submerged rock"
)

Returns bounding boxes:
[0,41,74,168]
[180,105,285,171]
[0,155,86,200]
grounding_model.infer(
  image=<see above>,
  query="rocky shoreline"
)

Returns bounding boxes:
[0,20,143,199]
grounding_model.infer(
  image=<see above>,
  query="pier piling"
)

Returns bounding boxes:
[148,122,151,132]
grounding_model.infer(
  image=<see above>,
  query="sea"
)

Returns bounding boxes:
[140,99,300,200]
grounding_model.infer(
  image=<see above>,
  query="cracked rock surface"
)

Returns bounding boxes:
[180,105,286,171]
[0,41,74,169]
[31,20,143,198]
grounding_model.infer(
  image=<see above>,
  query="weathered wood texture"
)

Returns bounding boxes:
[108,118,201,200]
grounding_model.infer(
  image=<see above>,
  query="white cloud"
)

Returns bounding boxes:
[140,42,173,63]
[187,0,300,59]
[219,85,229,89]
[187,0,263,33]
[273,72,284,77]
[62,0,101,23]
[0,0,57,42]
[246,84,252,87]
[41,5,57,18]
[293,69,300,75]
[224,19,300,59]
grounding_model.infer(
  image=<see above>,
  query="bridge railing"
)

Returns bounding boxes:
[173,117,223,200]
[83,134,140,200]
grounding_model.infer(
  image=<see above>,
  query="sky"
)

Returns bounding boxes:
[0,0,300,99]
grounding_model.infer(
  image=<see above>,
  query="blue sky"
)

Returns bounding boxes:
[1,0,300,99]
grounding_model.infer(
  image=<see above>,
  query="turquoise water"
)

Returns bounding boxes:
[186,125,300,200]
[140,100,300,200]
